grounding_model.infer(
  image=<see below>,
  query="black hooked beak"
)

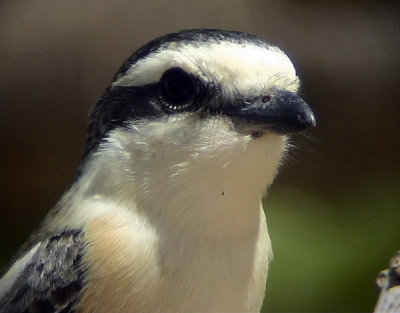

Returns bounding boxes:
[225,86,316,134]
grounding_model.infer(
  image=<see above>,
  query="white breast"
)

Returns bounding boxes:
[78,202,271,313]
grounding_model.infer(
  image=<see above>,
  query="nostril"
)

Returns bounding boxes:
[261,95,271,103]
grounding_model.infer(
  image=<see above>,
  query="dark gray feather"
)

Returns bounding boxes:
[0,230,85,313]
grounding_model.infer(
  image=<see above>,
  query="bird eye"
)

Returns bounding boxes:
[160,68,194,107]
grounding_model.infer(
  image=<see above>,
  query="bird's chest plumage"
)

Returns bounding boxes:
[79,204,271,313]
[157,211,270,313]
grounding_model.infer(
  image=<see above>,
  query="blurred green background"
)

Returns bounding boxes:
[1,0,399,312]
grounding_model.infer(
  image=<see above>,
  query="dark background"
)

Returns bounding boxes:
[1,1,399,312]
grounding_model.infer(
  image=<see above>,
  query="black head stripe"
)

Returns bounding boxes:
[84,29,274,158]
[84,84,164,157]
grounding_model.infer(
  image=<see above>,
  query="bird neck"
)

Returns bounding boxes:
[58,121,286,241]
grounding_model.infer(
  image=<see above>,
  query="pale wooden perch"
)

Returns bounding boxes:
[374,250,400,313]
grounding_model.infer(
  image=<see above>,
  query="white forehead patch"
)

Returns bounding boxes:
[113,41,299,96]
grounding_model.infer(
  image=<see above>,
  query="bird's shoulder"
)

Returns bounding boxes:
[0,229,86,313]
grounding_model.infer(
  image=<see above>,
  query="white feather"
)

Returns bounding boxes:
[113,41,299,95]
[50,114,287,312]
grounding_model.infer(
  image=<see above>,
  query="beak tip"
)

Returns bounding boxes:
[305,112,316,128]
[276,110,316,134]
[296,106,316,130]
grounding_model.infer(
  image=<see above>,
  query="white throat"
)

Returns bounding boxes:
[67,115,287,239]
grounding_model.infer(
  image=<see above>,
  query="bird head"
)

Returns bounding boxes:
[85,29,315,155]
[79,29,315,206]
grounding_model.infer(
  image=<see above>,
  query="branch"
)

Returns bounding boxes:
[374,250,400,313]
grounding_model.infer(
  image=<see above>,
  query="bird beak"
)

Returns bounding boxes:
[225,86,316,134]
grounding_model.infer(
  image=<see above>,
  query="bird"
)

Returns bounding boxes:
[0,29,315,313]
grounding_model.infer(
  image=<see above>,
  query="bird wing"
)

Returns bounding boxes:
[0,230,85,313]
